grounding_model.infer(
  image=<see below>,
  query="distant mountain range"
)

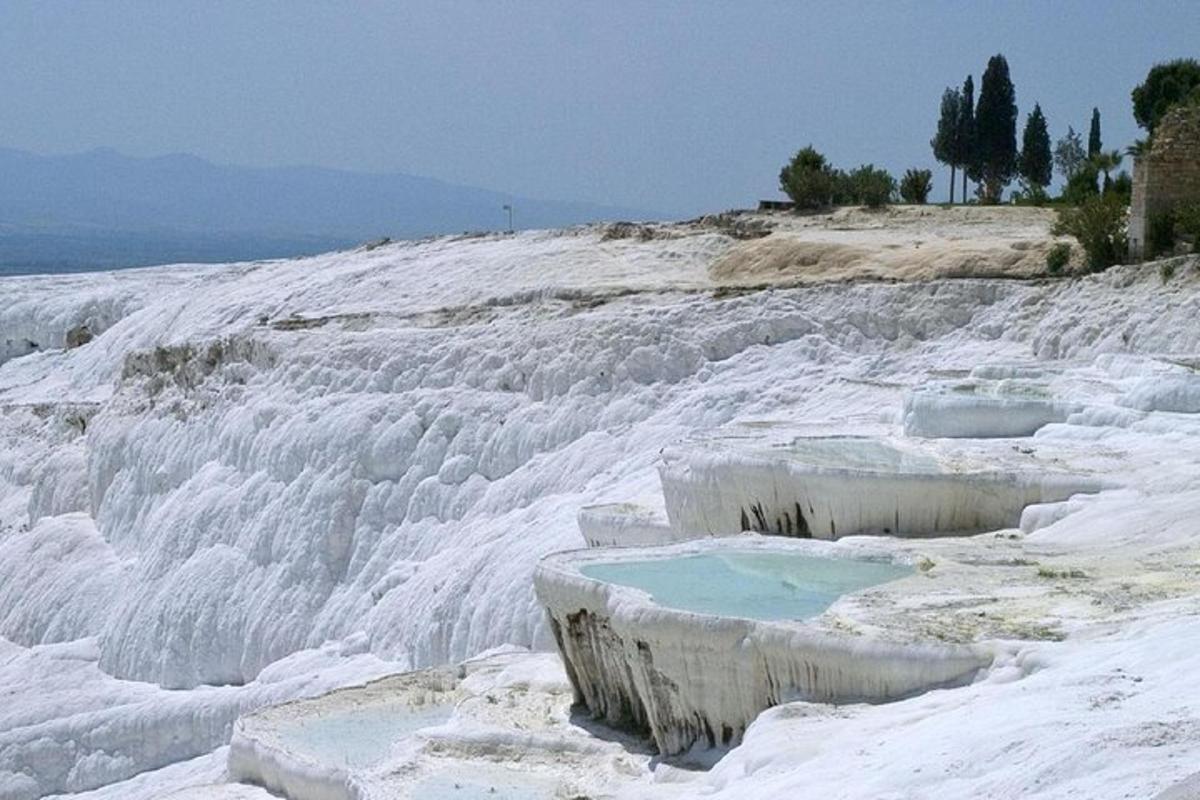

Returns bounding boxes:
[0,147,663,275]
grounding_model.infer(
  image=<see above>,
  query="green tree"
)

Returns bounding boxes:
[1132,58,1200,135]
[899,169,933,204]
[1088,108,1102,159]
[973,54,1018,203]
[1054,126,1086,183]
[847,164,896,208]
[957,75,976,202]
[1019,104,1053,193]
[830,168,854,205]
[779,146,834,209]
[931,88,961,203]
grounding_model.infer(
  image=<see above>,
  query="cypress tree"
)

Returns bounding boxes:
[957,75,975,202]
[1019,104,1053,191]
[931,88,961,203]
[1088,108,1102,159]
[973,54,1018,204]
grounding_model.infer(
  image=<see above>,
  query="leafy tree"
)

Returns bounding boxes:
[972,54,1018,203]
[847,164,896,208]
[1088,108,1102,159]
[931,88,962,203]
[1132,58,1200,135]
[1019,104,1053,192]
[779,146,834,209]
[899,168,933,204]
[1054,127,1086,182]
[957,75,976,202]
[1053,193,1128,271]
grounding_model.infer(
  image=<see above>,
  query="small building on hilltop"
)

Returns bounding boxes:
[1129,104,1200,260]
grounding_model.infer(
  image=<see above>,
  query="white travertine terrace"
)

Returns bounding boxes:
[228,667,460,800]
[577,502,680,548]
[658,434,1105,539]
[901,378,1080,438]
[534,537,993,755]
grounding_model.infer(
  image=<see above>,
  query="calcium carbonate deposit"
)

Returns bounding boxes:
[2,207,1200,799]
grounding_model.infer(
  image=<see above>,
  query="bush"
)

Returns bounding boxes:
[1046,242,1071,275]
[830,169,854,206]
[1012,184,1051,206]
[779,146,835,210]
[899,168,933,204]
[1109,170,1133,204]
[847,164,896,208]
[1148,212,1177,258]
[1176,202,1200,253]
[1052,193,1128,272]
[1061,163,1100,205]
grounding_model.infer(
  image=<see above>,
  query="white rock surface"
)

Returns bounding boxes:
[0,220,1196,798]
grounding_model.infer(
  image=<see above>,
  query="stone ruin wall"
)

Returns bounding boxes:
[1130,104,1200,260]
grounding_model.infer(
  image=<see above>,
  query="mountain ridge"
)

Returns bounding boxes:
[0,147,664,274]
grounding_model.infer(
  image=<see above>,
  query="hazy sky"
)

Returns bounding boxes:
[1,1,1196,217]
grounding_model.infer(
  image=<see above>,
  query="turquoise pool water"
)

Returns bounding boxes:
[277,703,453,768]
[580,550,911,621]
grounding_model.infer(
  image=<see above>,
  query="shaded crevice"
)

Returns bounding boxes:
[736,500,812,538]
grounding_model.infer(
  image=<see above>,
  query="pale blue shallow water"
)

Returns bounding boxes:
[277,703,454,768]
[413,771,556,799]
[580,551,911,621]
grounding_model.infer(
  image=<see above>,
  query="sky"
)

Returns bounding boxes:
[0,1,1196,218]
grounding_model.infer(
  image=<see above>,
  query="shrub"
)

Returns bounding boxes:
[899,168,933,204]
[1148,212,1177,258]
[1046,242,1071,275]
[847,164,896,208]
[1061,163,1100,205]
[1052,193,1128,272]
[779,146,835,210]
[1109,170,1133,204]
[1012,184,1050,206]
[1160,261,1177,283]
[830,168,854,205]
[1176,202,1200,253]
